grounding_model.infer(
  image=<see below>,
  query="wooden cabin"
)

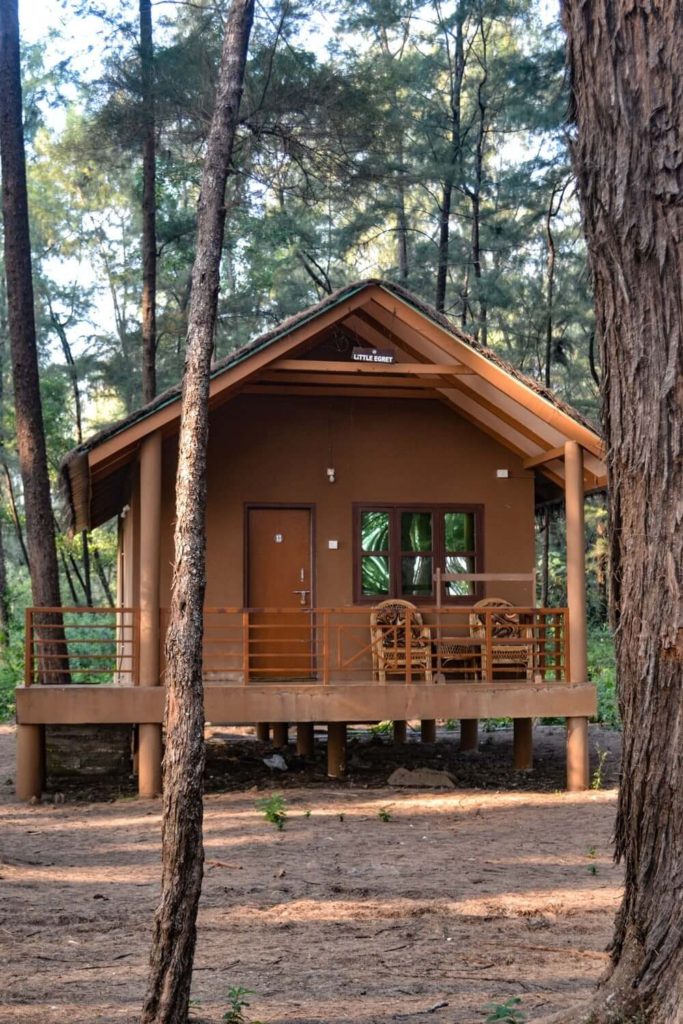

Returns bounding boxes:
[15,280,606,799]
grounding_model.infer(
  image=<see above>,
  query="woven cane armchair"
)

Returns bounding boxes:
[370,599,433,683]
[469,597,534,680]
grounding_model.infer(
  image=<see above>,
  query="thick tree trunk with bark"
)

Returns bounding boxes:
[140,0,157,404]
[563,1,683,1021]
[0,0,66,679]
[140,2,254,1022]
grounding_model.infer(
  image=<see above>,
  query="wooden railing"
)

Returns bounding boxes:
[24,604,569,687]
[166,605,569,686]
[24,607,138,687]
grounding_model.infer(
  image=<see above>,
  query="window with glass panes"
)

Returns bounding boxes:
[355,505,481,603]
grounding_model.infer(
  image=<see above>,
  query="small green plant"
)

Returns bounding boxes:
[445,718,457,731]
[223,985,262,1024]
[338,812,345,822]
[304,809,311,818]
[256,793,287,830]
[588,863,598,875]
[484,996,526,1023]
[369,719,393,735]
[378,806,392,822]
[591,747,610,790]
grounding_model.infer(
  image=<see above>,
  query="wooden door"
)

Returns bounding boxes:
[247,507,313,679]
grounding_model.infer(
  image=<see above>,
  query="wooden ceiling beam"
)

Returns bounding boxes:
[258,370,436,389]
[269,358,472,376]
[244,385,436,400]
[522,445,566,470]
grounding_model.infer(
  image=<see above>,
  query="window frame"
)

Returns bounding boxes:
[353,503,484,605]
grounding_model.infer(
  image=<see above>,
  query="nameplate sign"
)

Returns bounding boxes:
[351,347,396,364]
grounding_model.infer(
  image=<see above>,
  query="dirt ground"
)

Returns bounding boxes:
[0,722,622,1024]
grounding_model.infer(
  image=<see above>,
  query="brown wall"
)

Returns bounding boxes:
[154,394,536,611]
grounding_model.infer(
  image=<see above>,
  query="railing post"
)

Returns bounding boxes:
[322,610,330,686]
[405,608,412,684]
[242,610,250,685]
[24,607,33,687]
[485,608,493,682]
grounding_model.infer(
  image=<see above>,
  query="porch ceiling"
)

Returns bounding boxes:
[60,280,606,532]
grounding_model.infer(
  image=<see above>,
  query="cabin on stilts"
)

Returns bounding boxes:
[15,280,606,800]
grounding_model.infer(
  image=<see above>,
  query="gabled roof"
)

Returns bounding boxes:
[60,279,606,532]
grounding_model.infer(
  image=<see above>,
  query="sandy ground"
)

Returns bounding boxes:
[0,723,622,1024]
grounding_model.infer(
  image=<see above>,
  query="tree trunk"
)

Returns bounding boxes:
[140,2,255,1022]
[434,6,465,313]
[0,0,67,682]
[563,0,683,1020]
[468,19,488,344]
[140,0,157,404]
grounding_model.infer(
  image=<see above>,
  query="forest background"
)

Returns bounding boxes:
[0,0,614,724]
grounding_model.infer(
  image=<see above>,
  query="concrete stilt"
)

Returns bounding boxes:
[138,723,163,797]
[513,717,533,770]
[460,719,478,752]
[296,723,314,757]
[393,720,407,744]
[327,722,347,778]
[567,716,589,791]
[256,722,270,742]
[16,724,44,801]
[272,722,289,748]
[421,719,437,743]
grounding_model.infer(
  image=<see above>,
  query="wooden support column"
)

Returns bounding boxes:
[513,718,533,770]
[421,719,437,743]
[296,723,314,757]
[256,722,270,743]
[565,440,589,791]
[567,716,590,792]
[327,722,347,778]
[393,720,407,744]
[460,719,478,752]
[138,431,163,798]
[16,724,44,801]
[272,722,289,748]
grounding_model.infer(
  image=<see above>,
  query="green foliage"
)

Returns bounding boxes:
[369,719,393,735]
[588,629,618,727]
[485,997,526,1023]
[222,986,264,1024]
[378,806,393,822]
[591,747,610,790]
[256,793,287,830]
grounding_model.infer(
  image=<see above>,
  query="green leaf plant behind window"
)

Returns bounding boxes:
[444,512,476,597]
[357,506,479,602]
[361,510,390,596]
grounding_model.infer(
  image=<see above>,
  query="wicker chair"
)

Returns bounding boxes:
[370,599,433,683]
[469,597,533,680]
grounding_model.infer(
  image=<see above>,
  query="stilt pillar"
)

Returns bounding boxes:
[565,440,589,791]
[513,718,533,770]
[296,723,314,757]
[138,431,163,798]
[393,720,407,744]
[272,722,289,748]
[256,722,270,743]
[460,719,478,752]
[327,722,347,778]
[567,716,589,791]
[16,724,44,801]
[421,719,437,743]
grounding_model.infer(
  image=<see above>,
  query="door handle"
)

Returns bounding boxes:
[292,589,310,606]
